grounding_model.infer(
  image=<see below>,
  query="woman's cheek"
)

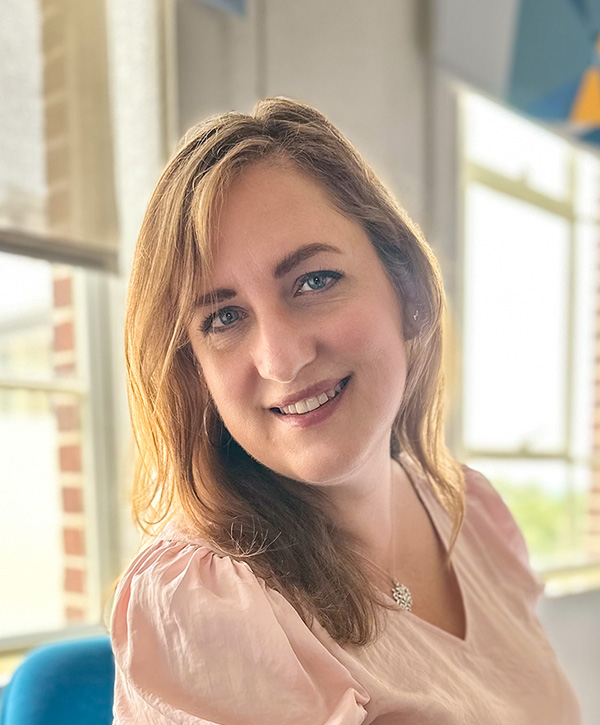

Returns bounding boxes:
[196,354,238,413]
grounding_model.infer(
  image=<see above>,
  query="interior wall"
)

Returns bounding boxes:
[175,0,429,227]
[538,591,600,723]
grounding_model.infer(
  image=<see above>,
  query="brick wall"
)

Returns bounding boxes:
[42,0,89,624]
[52,268,88,623]
[53,278,89,623]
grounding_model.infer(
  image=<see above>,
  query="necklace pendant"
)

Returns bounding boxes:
[391,580,413,611]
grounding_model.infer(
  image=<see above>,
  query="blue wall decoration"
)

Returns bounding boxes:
[434,0,600,149]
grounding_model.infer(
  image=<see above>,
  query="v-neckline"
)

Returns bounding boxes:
[391,453,471,647]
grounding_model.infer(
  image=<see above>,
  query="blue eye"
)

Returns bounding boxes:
[201,307,243,334]
[216,309,239,326]
[295,269,343,295]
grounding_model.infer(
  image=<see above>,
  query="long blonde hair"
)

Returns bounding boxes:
[125,97,465,646]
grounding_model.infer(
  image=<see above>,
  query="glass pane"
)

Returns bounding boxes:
[466,457,582,569]
[463,184,569,453]
[571,222,597,461]
[0,1,117,270]
[0,252,54,379]
[0,389,91,637]
[0,0,46,236]
[464,93,571,200]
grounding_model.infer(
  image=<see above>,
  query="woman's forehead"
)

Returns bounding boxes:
[207,163,359,267]
[221,161,336,219]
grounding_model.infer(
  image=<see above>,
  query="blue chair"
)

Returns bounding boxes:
[0,635,114,725]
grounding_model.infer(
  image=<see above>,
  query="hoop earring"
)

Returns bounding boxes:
[202,400,219,447]
[202,400,232,448]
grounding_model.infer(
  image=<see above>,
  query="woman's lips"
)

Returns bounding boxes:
[270,376,351,428]
[274,376,350,415]
[268,375,350,411]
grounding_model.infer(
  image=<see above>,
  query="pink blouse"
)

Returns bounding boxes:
[110,454,582,724]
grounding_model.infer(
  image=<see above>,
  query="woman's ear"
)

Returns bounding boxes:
[397,275,421,341]
[402,304,422,341]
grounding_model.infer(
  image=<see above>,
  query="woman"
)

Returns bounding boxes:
[111,97,581,724]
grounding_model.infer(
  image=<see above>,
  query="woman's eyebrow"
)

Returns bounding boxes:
[195,242,343,307]
[272,242,342,278]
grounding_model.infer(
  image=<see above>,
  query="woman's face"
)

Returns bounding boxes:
[187,161,408,486]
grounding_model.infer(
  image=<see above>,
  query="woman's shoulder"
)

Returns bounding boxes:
[460,463,526,552]
[110,519,370,724]
[111,521,286,675]
[460,463,545,600]
[112,519,260,610]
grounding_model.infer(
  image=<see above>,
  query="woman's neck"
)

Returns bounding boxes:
[319,452,414,579]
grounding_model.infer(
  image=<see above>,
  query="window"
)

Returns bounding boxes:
[0,255,93,637]
[461,92,600,593]
[0,0,118,651]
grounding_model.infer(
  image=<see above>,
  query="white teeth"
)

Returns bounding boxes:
[295,399,309,414]
[279,379,347,415]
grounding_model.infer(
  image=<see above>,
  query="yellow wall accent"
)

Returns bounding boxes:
[571,66,600,124]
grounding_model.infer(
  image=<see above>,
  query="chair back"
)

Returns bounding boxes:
[0,635,114,725]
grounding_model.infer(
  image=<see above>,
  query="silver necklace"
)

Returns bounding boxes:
[391,580,413,611]
[389,462,413,612]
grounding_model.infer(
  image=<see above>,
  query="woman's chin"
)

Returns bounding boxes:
[264,451,366,489]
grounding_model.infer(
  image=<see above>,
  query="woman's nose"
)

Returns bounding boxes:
[251,309,317,383]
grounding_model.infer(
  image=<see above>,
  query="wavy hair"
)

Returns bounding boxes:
[124,97,465,646]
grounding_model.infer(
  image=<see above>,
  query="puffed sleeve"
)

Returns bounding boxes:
[110,536,370,725]
[463,464,546,603]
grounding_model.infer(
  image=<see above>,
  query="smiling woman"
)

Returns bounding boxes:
[111,98,582,724]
